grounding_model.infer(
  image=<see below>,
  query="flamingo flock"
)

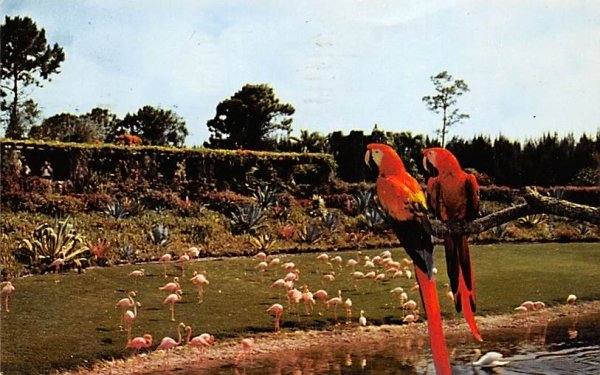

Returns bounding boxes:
[115,247,431,369]
[3,242,584,372]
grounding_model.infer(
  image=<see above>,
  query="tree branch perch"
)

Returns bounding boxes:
[429,186,599,237]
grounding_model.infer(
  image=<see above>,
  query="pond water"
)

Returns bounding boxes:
[166,312,600,375]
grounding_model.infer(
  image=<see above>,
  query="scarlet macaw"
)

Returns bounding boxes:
[365,143,451,375]
[423,147,482,342]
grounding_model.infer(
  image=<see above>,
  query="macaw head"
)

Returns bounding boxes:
[422,147,461,176]
[365,143,406,176]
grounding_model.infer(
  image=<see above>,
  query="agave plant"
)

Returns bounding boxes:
[272,201,290,221]
[309,194,327,218]
[362,206,386,230]
[252,184,280,210]
[249,232,276,252]
[104,199,129,219]
[352,190,374,216]
[229,204,266,234]
[517,214,546,228]
[104,197,142,219]
[492,223,509,240]
[17,216,90,272]
[297,223,322,244]
[321,211,339,232]
[149,223,171,247]
[118,244,137,262]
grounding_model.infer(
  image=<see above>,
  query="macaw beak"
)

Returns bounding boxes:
[422,154,438,177]
[364,150,372,167]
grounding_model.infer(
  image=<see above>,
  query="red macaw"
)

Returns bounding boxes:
[365,143,451,375]
[423,147,482,342]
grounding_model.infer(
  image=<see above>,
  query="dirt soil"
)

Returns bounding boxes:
[63,300,600,375]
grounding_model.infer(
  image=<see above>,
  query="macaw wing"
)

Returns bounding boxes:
[426,177,442,219]
[378,176,427,221]
[464,173,480,221]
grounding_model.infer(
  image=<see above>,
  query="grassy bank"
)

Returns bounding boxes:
[1,243,599,374]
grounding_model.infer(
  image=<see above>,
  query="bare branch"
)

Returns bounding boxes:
[429,186,599,237]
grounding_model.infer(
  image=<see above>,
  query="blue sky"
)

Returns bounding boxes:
[4,0,599,146]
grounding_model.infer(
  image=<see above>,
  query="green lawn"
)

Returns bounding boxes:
[1,242,599,374]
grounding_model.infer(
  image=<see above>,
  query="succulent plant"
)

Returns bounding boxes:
[229,204,266,234]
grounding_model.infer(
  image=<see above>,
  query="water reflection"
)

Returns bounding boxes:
[169,312,600,375]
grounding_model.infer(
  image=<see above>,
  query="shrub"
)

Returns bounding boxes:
[297,223,322,244]
[88,238,112,266]
[148,223,171,247]
[351,189,374,216]
[249,232,276,252]
[16,216,91,273]
[229,204,266,235]
[252,184,280,210]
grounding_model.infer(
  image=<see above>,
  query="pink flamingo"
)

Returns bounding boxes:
[269,258,281,276]
[49,258,65,273]
[271,278,287,300]
[177,254,190,276]
[187,246,200,258]
[313,289,328,315]
[49,258,65,282]
[160,253,172,278]
[116,291,138,330]
[126,333,153,373]
[235,338,254,365]
[331,255,343,271]
[128,268,144,287]
[1,281,16,312]
[255,261,268,281]
[163,290,183,321]
[352,271,365,290]
[344,298,353,324]
[255,251,268,261]
[190,271,209,304]
[267,303,284,331]
[346,258,359,272]
[326,290,343,323]
[403,312,420,324]
[126,333,153,351]
[185,326,215,362]
[156,322,186,368]
[322,273,335,287]
[124,298,141,341]
[301,285,315,315]
[159,277,181,293]
[287,288,302,315]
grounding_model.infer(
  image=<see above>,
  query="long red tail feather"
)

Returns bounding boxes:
[415,267,452,375]
[446,234,483,341]
[457,274,482,342]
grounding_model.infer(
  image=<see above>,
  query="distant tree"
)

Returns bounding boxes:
[81,107,120,142]
[492,135,522,186]
[387,131,425,176]
[422,71,470,148]
[107,106,188,147]
[289,129,328,153]
[29,108,120,143]
[29,113,81,142]
[1,16,65,138]
[16,99,41,136]
[205,83,295,150]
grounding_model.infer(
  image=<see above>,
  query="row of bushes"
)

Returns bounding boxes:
[0,140,336,195]
[2,181,598,217]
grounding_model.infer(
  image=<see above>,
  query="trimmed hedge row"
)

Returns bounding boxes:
[0,140,336,195]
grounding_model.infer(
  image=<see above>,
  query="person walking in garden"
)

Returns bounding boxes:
[40,160,53,179]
